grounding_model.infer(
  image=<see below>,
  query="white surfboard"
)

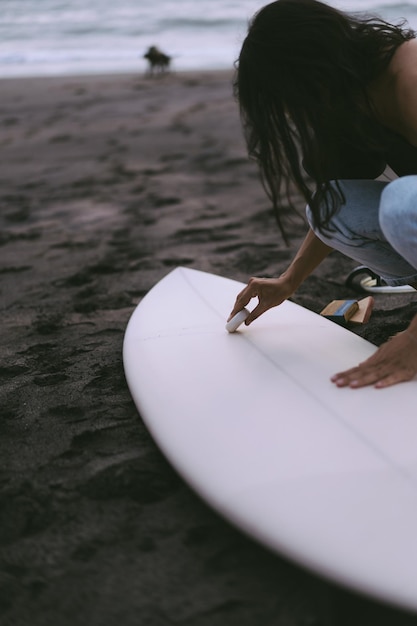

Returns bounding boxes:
[123,266,417,613]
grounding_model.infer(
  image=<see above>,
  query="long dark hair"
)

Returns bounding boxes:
[235,0,415,240]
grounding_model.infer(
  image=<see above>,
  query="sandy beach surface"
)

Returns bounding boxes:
[1,68,417,626]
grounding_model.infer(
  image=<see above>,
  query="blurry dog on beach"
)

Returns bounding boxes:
[144,46,171,76]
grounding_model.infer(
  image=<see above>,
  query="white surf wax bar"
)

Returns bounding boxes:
[225,308,250,333]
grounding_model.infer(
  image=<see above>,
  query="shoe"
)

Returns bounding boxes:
[345,266,416,294]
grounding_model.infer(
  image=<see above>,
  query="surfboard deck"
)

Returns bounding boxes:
[123,266,417,613]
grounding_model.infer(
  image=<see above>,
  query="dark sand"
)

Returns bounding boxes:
[1,69,417,626]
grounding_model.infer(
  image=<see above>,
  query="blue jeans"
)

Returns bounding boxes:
[306,176,417,286]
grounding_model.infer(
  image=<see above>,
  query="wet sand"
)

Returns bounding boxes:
[1,69,417,625]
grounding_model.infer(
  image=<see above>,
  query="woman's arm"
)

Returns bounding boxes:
[228,228,333,325]
[371,38,417,144]
[393,39,417,144]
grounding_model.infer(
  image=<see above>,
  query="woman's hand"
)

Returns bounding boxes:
[228,276,294,326]
[228,229,332,326]
[331,330,417,389]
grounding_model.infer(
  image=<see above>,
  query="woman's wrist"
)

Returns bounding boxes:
[405,314,417,344]
[278,272,299,297]
[407,330,417,345]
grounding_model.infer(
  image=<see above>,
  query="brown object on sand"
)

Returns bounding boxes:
[349,296,374,325]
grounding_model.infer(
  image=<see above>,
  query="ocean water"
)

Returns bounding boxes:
[0,0,417,78]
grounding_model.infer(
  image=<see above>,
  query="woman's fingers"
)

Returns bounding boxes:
[331,332,417,389]
[227,278,260,321]
[228,276,291,325]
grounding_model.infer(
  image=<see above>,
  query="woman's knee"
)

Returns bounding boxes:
[379,176,417,244]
